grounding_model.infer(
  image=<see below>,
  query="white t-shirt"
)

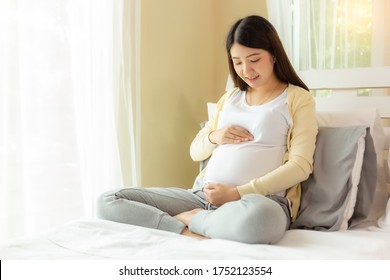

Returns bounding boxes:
[204,89,292,189]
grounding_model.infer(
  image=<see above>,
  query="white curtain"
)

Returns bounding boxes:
[267,0,390,71]
[0,0,140,241]
[266,0,295,64]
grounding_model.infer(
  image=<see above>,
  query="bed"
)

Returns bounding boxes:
[1,67,390,260]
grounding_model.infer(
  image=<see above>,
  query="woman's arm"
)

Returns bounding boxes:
[189,88,242,161]
[189,118,217,162]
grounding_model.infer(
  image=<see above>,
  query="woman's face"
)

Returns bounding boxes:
[230,43,276,89]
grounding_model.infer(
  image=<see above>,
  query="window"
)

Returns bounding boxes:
[293,0,374,70]
[267,0,390,96]
[267,0,390,70]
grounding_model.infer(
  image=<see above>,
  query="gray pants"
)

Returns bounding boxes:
[96,187,291,244]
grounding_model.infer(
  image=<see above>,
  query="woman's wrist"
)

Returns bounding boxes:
[230,187,241,201]
[208,131,216,144]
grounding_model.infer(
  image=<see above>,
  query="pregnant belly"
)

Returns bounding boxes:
[204,144,286,186]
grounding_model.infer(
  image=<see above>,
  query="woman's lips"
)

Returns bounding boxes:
[246,75,259,83]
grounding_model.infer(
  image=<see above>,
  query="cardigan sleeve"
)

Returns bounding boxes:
[189,118,217,162]
[189,88,239,162]
[236,86,318,196]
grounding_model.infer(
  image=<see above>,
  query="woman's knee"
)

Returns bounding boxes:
[216,194,288,244]
[240,194,288,243]
[95,189,120,219]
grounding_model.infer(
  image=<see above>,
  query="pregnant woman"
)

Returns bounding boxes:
[97,15,318,244]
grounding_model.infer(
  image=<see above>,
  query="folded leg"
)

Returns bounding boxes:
[97,187,206,234]
[189,194,290,244]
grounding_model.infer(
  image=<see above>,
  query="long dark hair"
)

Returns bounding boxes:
[226,15,309,91]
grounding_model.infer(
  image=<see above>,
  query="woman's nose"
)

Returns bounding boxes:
[243,63,253,75]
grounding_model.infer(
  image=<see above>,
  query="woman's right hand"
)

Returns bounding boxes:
[208,125,253,144]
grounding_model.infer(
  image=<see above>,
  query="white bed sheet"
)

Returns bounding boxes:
[1,218,390,260]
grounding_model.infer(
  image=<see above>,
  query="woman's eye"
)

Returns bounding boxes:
[234,62,242,66]
[251,59,260,63]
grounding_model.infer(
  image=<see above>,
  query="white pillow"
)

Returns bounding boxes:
[378,197,390,230]
[317,108,387,228]
[340,130,366,230]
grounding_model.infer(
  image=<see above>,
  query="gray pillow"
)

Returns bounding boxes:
[291,126,377,231]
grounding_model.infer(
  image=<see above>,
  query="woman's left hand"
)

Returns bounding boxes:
[203,183,241,207]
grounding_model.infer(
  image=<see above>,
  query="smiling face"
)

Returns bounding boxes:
[230,43,276,89]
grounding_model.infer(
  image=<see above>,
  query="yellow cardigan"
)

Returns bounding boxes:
[190,84,318,221]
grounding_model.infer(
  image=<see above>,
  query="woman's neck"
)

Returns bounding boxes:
[247,80,287,106]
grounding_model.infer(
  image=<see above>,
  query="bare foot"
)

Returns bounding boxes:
[174,208,203,225]
[181,227,208,240]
